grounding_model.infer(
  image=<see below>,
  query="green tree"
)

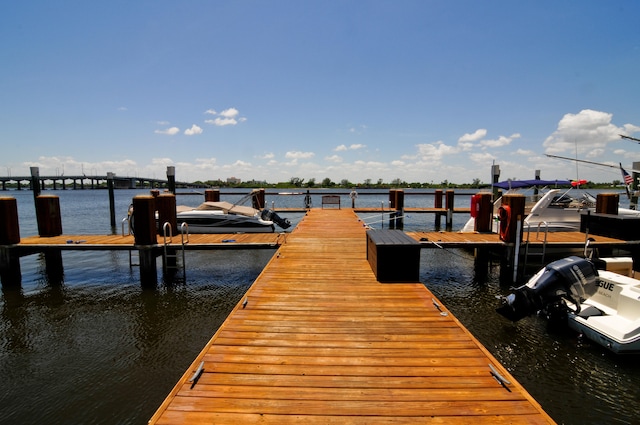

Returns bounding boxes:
[289,177,305,187]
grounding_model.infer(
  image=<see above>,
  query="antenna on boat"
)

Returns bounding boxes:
[574,140,581,188]
[620,134,640,144]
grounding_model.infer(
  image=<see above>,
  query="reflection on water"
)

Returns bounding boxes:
[0,249,274,425]
[1,189,639,424]
[420,248,640,425]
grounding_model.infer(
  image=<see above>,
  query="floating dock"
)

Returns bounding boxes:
[148,208,555,424]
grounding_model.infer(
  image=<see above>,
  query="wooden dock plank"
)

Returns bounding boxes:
[16,232,283,251]
[149,209,555,424]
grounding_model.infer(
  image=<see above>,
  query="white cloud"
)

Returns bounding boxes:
[220,108,239,118]
[480,133,520,148]
[285,151,315,159]
[586,148,604,159]
[543,109,640,155]
[334,143,365,151]
[205,117,237,126]
[470,152,495,164]
[325,155,343,163]
[184,124,203,136]
[416,141,459,161]
[203,107,246,126]
[459,129,487,143]
[515,148,535,156]
[154,127,180,135]
[194,157,218,170]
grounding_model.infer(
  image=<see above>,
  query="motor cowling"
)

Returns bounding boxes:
[496,256,598,322]
[261,209,291,229]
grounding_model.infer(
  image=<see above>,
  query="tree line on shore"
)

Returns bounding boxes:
[193,176,623,190]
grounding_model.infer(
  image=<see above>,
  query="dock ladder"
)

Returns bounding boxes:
[523,221,549,269]
[161,222,189,282]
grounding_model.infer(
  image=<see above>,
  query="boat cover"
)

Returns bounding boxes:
[194,201,259,217]
[493,179,572,190]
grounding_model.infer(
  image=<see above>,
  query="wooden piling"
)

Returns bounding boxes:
[434,189,443,229]
[167,166,176,194]
[445,190,454,231]
[474,192,494,233]
[251,189,265,209]
[204,189,220,202]
[36,195,63,237]
[132,195,158,287]
[107,172,116,228]
[388,189,397,229]
[132,195,157,246]
[156,193,177,235]
[0,197,20,245]
[394,189,404,230]
[498,194,525,243]
[596,193,619,215]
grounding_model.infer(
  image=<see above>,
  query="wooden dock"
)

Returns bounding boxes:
[16,232,284,252]
[149,208,555,424]
[408,230,634,249]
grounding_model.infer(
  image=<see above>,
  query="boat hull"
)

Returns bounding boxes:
[176,211,275,234]
[568,315,640,354]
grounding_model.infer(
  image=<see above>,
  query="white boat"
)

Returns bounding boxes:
[497,256,640,354]
[176,201,291,234]
[461,180,640,233]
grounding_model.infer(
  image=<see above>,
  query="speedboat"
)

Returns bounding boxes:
[497,256,640,354]
[461,180,640,233]
[176,201,291,234]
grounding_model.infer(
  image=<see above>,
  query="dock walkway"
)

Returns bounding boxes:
[149,208,555,424]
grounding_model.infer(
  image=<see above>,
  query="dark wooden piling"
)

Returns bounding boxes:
[251,188,265,209]
[36,195,63,237]
[434,189,443,229]
[43,250,64,285]
[156,193,177,235]
[167,166,176,194]
[498,194,525,243]
[107,172,116,228]
[205,189,220,202]
[596,193,619,215]
[132,195,158,287]
[0,197,20,245]
[445,190,455,231]
[388,189,397,229]
[30,167,41,198]
[394,189,404,230]
[0,197,21,286]
[474,192,494,233]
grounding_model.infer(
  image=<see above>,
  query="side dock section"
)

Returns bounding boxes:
[149,208,555,424]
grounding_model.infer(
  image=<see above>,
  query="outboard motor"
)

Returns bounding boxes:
[261,209,292,230]
[497,256,598,322]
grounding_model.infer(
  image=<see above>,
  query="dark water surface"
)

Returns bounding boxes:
[1,188,639,424]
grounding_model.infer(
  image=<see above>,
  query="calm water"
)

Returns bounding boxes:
[0,188,638,424]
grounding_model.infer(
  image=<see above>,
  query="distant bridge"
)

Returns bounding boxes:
[0,175,204,191]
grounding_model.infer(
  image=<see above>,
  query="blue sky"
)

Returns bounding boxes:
[1,1,639,184]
